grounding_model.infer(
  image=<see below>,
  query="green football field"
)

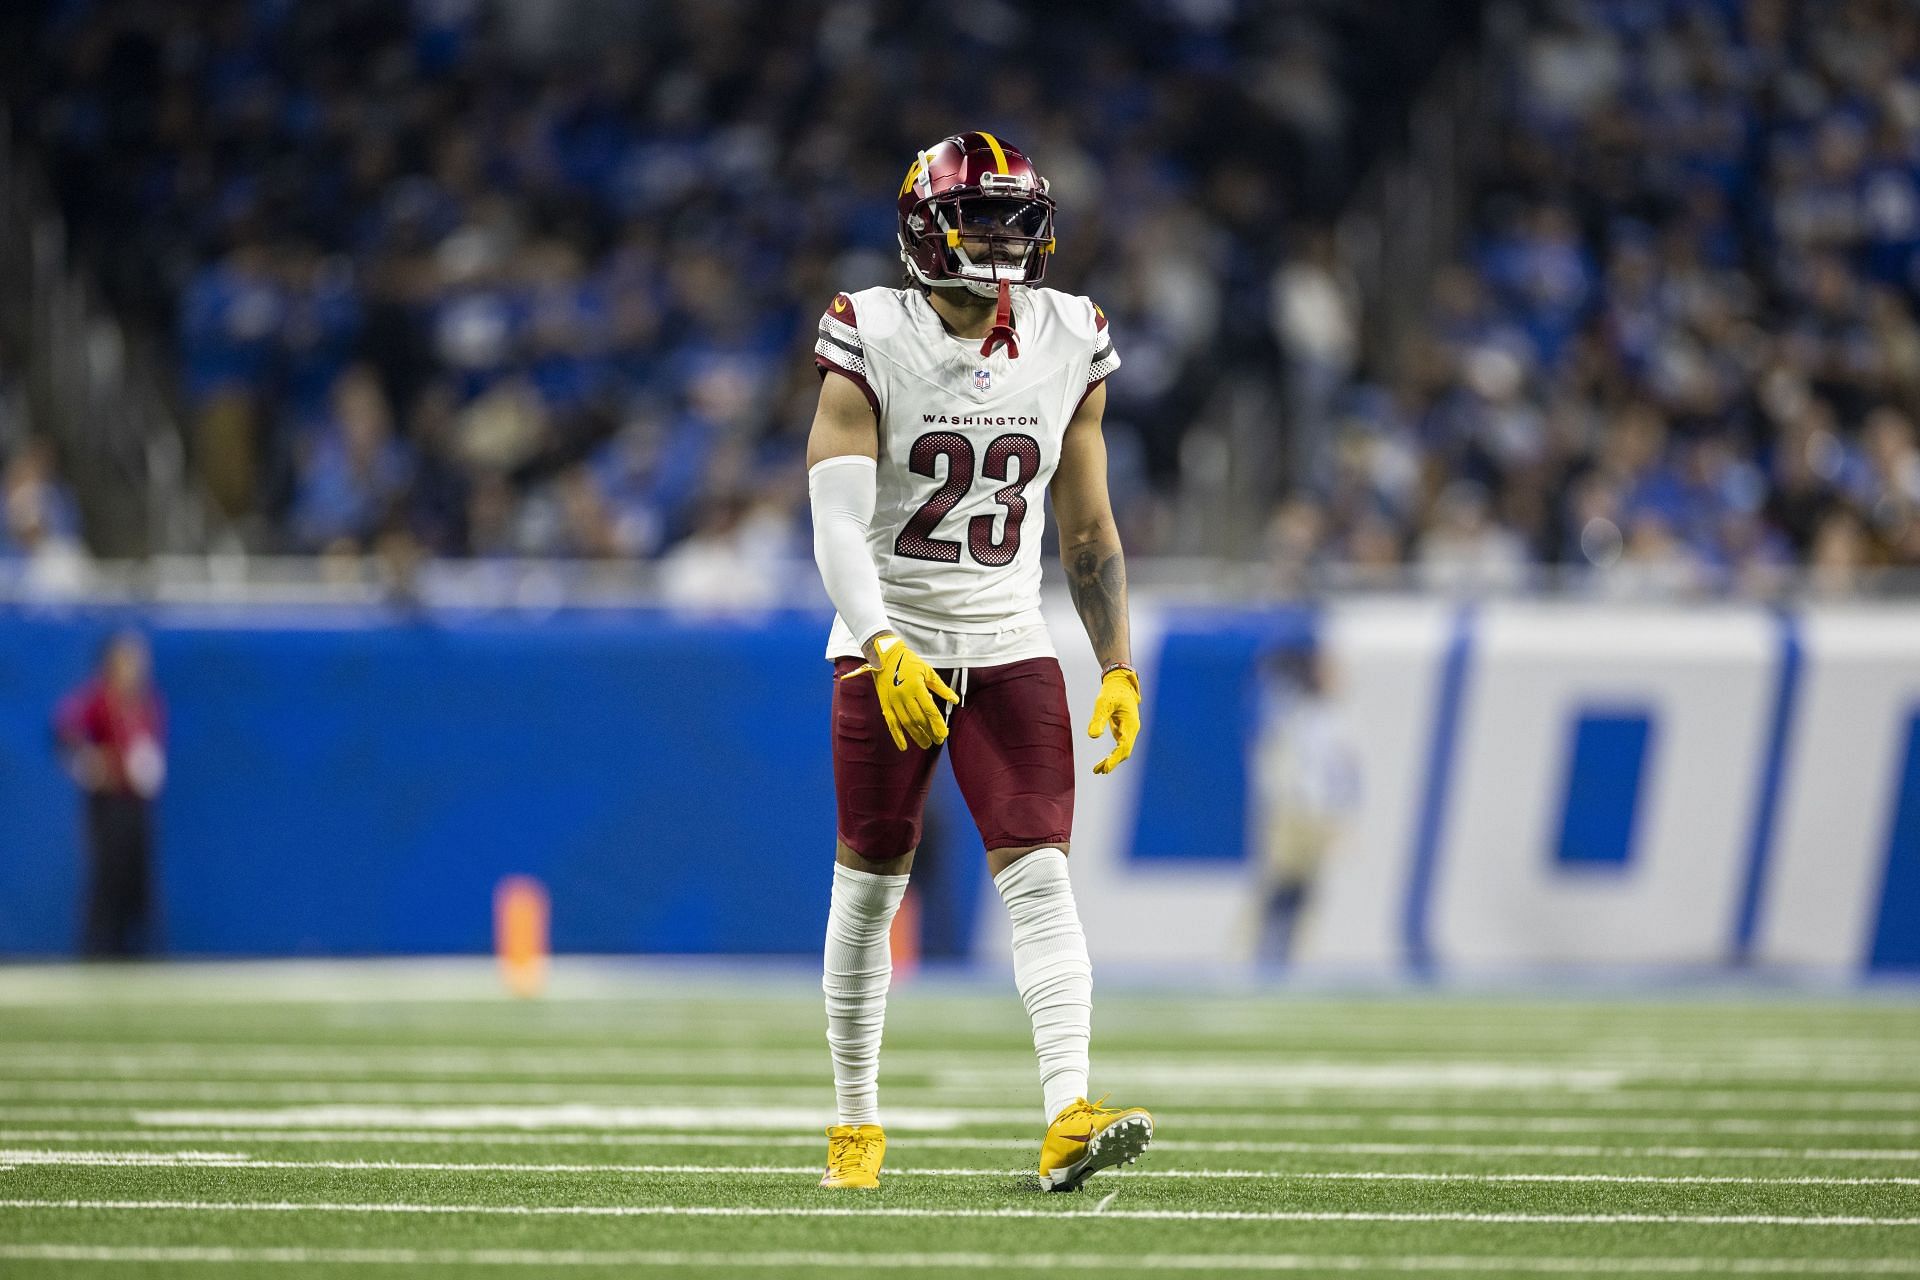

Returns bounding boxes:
[0,962,1915,1279]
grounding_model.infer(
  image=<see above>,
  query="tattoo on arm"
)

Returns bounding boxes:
[1066,539,1129,666]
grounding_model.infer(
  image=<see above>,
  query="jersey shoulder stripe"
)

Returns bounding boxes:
[817,293,864,355]
[815,292,878,413]
[817,294,863,364]
[1089,335,1120,385]
[1085,296,1120,387]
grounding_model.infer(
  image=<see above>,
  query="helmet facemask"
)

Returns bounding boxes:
[902,175,1056,297]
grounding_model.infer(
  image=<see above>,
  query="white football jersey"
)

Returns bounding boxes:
[816,285,1119,666]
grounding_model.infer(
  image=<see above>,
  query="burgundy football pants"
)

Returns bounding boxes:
[831,655,1075,859]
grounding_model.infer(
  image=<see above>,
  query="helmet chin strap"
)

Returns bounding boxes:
[906,235,1022,357]
[980,279,1019,359]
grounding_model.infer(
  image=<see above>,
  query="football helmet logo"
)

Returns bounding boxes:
[898,132,1056,299]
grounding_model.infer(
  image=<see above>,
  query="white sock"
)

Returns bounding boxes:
[822,862,909,1127]
[994,848,1093,1124]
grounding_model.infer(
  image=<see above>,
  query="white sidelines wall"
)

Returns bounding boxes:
[976,596,1920,975]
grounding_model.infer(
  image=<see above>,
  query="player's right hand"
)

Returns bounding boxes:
[842,634,958,751]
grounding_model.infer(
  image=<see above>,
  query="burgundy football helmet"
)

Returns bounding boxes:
[897,132,1056,299]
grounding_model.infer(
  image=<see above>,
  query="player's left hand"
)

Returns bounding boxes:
[1087,665,1141,775]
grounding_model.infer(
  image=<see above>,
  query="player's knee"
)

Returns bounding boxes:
[839,821,920,865]
[981,807,1073,856]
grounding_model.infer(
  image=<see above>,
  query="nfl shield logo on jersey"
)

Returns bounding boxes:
[972,367,992,393]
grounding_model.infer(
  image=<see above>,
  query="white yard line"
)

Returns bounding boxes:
[1377,1116,1920,1138]
[9,1105,1001,1132]
[0,1047,1022,1076]
[7,1074,1912,1120]
[0,1052,1628,1091]
[9,1032,1916,1054]
[2,1150,1916,1186]
[0,1128,850,1150]
[6,1128,1920,1162]
[1304,1091,1920,1114]
[0,1083,870,1104]
[0,971,1885,1036]
[5,1035,1918,1060]
[16,1078,1920,1133]
[0,962,821,1008]
[0,1127,1917,1163]
[0,1244,1916,1275]
[59,1101,1920,1139]
[1154,1140,1920,1163]
[1,1199,1917,1226]
[4,1050,1919,1114]
[5,1068,1920,1119]
[5,1063,1919,1117]
[10,1046,1920,1091]
[0,964,1865,1021]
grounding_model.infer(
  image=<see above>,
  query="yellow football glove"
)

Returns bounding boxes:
[842,634,958,751]
[1087,664,1141,775]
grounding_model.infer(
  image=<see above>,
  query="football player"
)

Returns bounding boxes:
[807,132,1152,1191]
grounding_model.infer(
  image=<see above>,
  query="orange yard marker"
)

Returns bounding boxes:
[890,885,921,979]
[494,875,550,998]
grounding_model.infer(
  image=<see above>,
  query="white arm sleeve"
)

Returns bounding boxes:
[809,455,891,649]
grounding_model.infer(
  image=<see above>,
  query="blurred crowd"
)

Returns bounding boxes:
[17,0,1916,595]
[6,0,1463,592]
[0,344,92,596]
[1275,0,1920,592]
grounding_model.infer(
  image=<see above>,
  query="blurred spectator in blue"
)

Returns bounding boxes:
[290,366,413,553]
[1,438,91,598]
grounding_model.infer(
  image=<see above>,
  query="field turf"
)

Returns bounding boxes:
[0,961,1915,1278]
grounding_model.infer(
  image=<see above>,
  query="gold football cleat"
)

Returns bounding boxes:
[820,1123,886,1189]
[1037,1095,1153,1191]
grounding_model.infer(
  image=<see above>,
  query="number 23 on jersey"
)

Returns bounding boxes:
[894,431,1042,567]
